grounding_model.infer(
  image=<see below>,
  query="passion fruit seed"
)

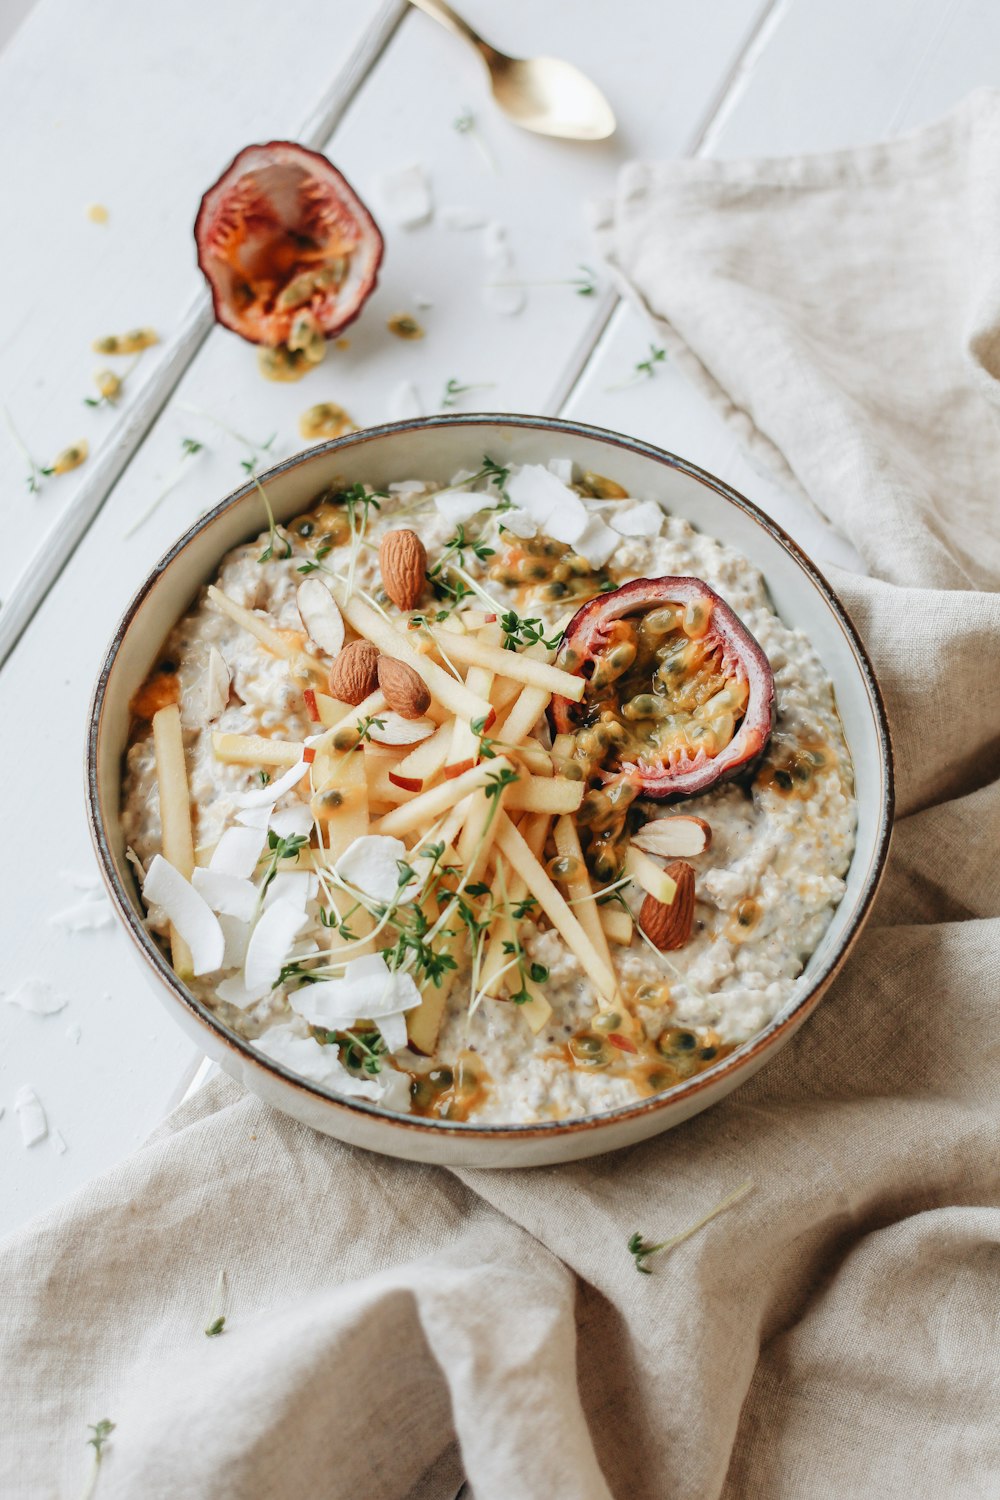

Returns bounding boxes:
[387,313,424,339]
[568,1034,610,1066]
[91,328,158,356]
[52,442,88,474]
[547,855,582,880]
[258,345,316,383]
[95,369,122,401]
[299,403,356,441]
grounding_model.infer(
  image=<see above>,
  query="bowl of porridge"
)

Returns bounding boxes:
[86,415,893,1167]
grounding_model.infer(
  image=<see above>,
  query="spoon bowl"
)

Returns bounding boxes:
[410,0,616,141]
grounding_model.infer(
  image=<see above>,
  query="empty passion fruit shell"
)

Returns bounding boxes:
[194,141,383,346]
[550,576,775,799]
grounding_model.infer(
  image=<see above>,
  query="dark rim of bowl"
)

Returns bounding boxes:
[86,413,895,1140]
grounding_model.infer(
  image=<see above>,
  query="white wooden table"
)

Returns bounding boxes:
[2,0,997,1236]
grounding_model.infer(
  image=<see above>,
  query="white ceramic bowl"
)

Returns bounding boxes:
[87,415,893,1167]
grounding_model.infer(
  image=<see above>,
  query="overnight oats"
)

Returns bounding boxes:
[121,458,856,1124]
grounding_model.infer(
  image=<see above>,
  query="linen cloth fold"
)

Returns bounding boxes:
[5,91,1000,1500]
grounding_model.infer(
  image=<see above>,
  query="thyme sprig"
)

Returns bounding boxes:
[256,473,292,562]
[628,1181,753,1274]
[452,106,497,172]
[81,1419,116,1500]
[498,609,562,653]
[4,406,53,493]
[441,377,495,409]
[123,437,205,539]
[428,524,495,579]
[258,830,308,898]
[177,402,277,474]
[607,344,667,391]
[488,264,599,298]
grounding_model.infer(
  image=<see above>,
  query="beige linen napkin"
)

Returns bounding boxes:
[5,93,1000,1500]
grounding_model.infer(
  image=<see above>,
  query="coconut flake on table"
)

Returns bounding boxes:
[209,825,268,878]
[243,899,309,992]
[609,500,664,537]
[482,222,525,317]
[49,898,114,932]
[388,381,423,422]
[52,1129,69,1156]
[441,205,487,230]
[234,756,308,810]
[65,1023,82,1044]
[142,855,226,976]
[413,291,433,310]
[335,835,412,905]
[252,1024,408,1107]
[192,868,259,923]
[376,163,433,228]
[269,804,314,841]
[15,1086,48,1147]
[58,869,103,893]
[3,978,69,1016]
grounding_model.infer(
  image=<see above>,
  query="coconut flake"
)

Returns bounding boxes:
[15,1086,47,1147]
[610,500,663,537]
[548,459,575,485]
[218,914,251,970]
[235,803,274,830]
[52,1129,68,1155]
[234,756,308,809]
[434,488,500,527]
[244,899,308,992]
[58,869,102,892]
[142,856,226,976]
[377,164,432,228]
[49,898,114,932]
[204,646,231,720]
[216,973,269,1010]
[288,952,421,1026]
[389,381,423,422]
[269,804,314,841]
[506,464,587,542]
[209,825,268,878]
[482,221,525,317]
[3,979,69,1016]
[297,580,345,658]
[262,870,317,912]
[572,515,620,569]
[192,868,259,922]
[389,478,427,496]
[252,1023,402,1104]
[498,508,538,539]
[65,1023,82,1044]
[377,1011,410,1054]
[335,835,410,904]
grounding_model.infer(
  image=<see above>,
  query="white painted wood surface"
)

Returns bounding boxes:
[2,0,997,1236]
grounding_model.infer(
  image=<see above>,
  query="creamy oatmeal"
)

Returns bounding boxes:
[121,458,856,1124]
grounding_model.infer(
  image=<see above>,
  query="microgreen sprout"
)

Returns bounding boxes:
[313,1026,388,1075]
[81,1419,115,1500]
[177,403,278,475]
[204,1268,227,1337]
[627,1180,753,1274]
[255,474,292,562]
[441,377,495,409]
[498,610,562,653]
[487,264,599,297]
[607,344,668,391]
[3,406,53,493]
[258,830,308,901]
[123,437,205,539]
[428,524,495,579]
[258,770,271,786]
[452,106,497,172]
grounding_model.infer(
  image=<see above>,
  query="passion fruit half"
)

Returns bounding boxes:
[194,141,383,346]
[550,576,775,799]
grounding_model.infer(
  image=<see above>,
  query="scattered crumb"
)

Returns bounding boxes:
[441,206,487,231]
[387,313,424,341]
[59,869,103,893]
[335,337,351,351]
[376,163,433,229]
[86,203,109,224]
[15,1087,48,1147]
[65,1023,82,1044]
[49,898,114,932]
[413,292,434,310]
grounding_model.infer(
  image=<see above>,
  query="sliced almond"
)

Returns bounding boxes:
[377,655,432,719]
[631,816,712,859]
[296,579,345,658]
[327,640,380,705]
[379,528,427,611]
[639,861,696,951]
[367,712,437,746]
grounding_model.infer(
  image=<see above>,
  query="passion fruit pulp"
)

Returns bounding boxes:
[550,576,775,799]
[194,141,383,347]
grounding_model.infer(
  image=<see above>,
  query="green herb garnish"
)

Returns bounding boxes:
[628,1181,753,1274]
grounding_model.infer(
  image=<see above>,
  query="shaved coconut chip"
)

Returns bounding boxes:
[244,899,308,991]
[263,870,317,911]
[216,973,269,1010]
[65,1023,82,1044]
[413,291,433,310]
[210,824,267,877]
[204,647,231,720]
[389,478,427,496]
[442,206,487,230]
[192,868,259,922]
[610,500,663,537]
[377,1010,410,1054]
[482,222,525,316]
[4,979,69,1016]
[548,458,575,484]
[52,1129,68,1156]
[15,1087,47,1147]
[297,580,345,659]
[506,464,587,544]
[498,508,538,539]
[269,804,314,841]
[335,834,411,904]
[252,1024,401,1103]
[434,489,499,527]
[218,914,251,970]
[143,855,226,976]
[377,163,432,228]
[389,381,423,422]
[235,755,307,809]
[368,712,436,746]
[572,515,620,569]
[288,952,421,1027]
[49,898,114,932]
[235,803,273,830]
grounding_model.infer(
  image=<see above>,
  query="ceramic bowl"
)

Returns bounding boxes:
[87,415,893,1167]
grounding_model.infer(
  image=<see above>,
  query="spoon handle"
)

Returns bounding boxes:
[408,0,494,59]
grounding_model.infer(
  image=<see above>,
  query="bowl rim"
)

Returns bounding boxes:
[86,412,894,1141]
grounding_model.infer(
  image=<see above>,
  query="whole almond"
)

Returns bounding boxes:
[639,861,696,951]
[379,529,427,611]
[377,656,431,719]
[327,639,379,705]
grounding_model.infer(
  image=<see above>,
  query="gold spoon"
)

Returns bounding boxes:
[409,0,616,141]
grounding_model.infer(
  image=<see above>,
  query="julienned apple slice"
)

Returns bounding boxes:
[212,732,304,768]
[503,776,583,814]
[342,594,491,724]
[445,622,501,778]
[152,703,196,977]
[389,720,454,792]
[624,845,678,906]
[372,757,516,839]
[428,628,586,701]
[478,812,551,1000]
[553,814,616,983]
[206,586,322,683]
[600,903,634,946]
